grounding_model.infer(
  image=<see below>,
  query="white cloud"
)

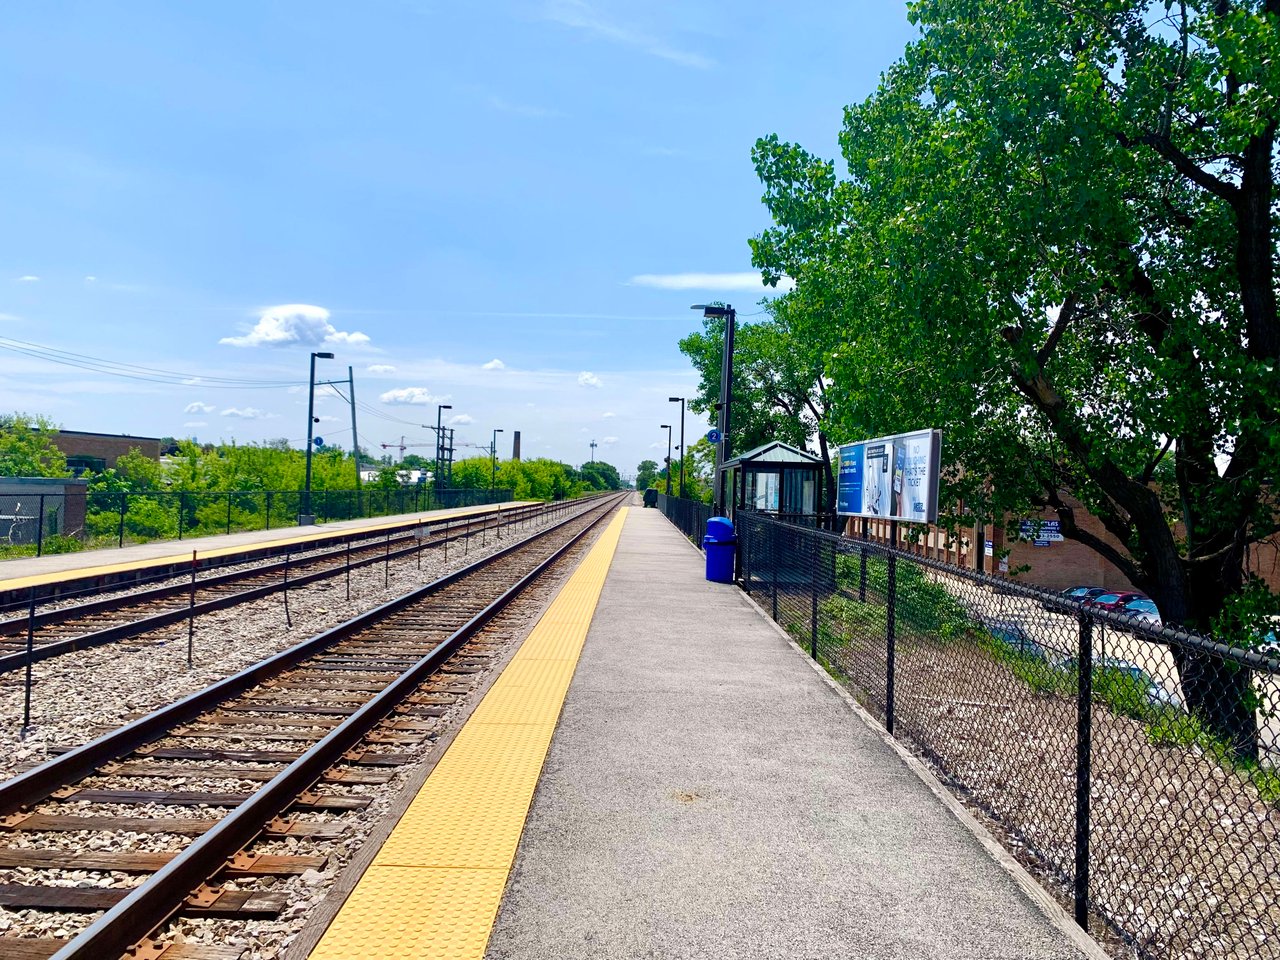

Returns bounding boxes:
[183,377,202,385]
[649,441,664,449]
[482,358,506,370]
[449,414,474,425]
[602,411,616,419]
[16,275,39,282]
[183,401,215,414]
[544,0,714,69]
[316,414,340,423]
[183,420,207,427]
[602,436,619,445]
[628,272,795,292]
[221,406,271,419]
[84,275,97,282]
[578,371,602,388]
[219,303,371,348]
[366,364,396,374]
[379,386,445,405]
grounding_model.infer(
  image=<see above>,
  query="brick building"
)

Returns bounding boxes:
[52,430,165,474]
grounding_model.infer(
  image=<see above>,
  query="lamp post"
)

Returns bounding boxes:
[660,424,673,496]
[301,350,335,524]
[435,404,452,496]
[691,303,735,515]
[668,396,686,498]
[490,428,504,490]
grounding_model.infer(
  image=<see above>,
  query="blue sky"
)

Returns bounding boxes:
[0,1,916,477]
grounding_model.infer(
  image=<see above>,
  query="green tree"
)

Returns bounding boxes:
[635,459,660,490]
[0,413,70,478]
[678,304,835,510]
[749,0,1280,754]
[579,460,622,491]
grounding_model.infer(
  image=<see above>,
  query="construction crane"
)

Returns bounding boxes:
[379,436,435,457]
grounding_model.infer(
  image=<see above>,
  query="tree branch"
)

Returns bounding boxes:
[1045,487,1147,588]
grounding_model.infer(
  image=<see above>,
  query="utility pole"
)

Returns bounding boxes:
[347,366,361,512]
[435,403,452,497]
[491,428,504,490]
[301,350,335,524]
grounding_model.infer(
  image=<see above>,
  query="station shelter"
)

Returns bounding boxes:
[721,441,826,525]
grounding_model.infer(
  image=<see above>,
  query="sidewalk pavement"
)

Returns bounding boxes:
[484,505,1100,960]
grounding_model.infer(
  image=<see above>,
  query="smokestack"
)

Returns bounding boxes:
[512,430,521,461]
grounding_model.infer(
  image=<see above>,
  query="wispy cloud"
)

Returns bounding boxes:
[486,95,563,119]
[602,411,616,419]
[379,386,446,405]
[220,304,371,348]
[16,275,39,283]
[367,364,396,374]
[449,413,474,425]
[482,358,506,370]
[544,0,714,69]
[578,371,602,388]
[629,272,795,292]
[221,406,273,419]
[183,401,215,414]
[602,436,619,445]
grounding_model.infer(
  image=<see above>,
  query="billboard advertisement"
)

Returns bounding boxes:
[836,428,941,523]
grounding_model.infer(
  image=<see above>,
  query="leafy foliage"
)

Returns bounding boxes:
[0,413,70,478]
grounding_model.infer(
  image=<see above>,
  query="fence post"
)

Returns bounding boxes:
[187,550,197,669]
[118,492,127,547]
[885,532,898,735]
[177,492,185,540]
[859,517,868,602]
[265,491,273,531]
[22,587,35,734]
[809,532,819,660]
[35,494,45,557]
[742,517,752,593]
[226,493,233,534]
[1074,615,1093,930]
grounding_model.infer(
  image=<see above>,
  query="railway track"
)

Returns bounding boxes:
[0,499,569,674]
[0,491,625,959]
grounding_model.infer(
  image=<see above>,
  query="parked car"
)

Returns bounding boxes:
[1042,585,1109,612]
[1065,654,1182,710]
[1119,597,1162,630]
[980,616,1060,661]
[1083,591,1147,613]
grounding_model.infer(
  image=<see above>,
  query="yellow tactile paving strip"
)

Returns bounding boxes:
[308,508,628,960]
[0,502,528,593]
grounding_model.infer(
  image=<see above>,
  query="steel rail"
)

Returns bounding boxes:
[46,492,623,960]
[0,499,579,674]
[0,494,618,817]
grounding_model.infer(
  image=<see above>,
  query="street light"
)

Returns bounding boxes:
[692,303,736,515]
[660,424,673,496]
[435,404,452,496]
[301,351,336,524]
[668,396,686,498]
[491,428,504,490]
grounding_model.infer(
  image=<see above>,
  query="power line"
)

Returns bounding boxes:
[0,336,305,388]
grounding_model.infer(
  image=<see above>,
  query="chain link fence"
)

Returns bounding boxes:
[0,487,515,558]
[683,508,1279,959]
[654,492,712,545]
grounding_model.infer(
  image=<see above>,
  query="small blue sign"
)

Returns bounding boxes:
[706,429,722,444]
[313,437,324,447]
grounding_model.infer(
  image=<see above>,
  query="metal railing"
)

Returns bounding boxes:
[655,493,713,546]
[732,510,1280,959]
[0,487,515,558]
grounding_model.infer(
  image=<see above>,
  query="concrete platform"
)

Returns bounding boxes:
[0,500,531,596]
[485,504,1102,960]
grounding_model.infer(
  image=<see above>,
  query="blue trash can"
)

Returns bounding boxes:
[703,516,736,583]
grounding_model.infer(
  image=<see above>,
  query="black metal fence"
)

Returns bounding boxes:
[0,486,515,558]
[727,511,1280,959]
[654,493,713,545]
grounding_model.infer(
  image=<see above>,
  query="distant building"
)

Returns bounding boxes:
[52,430,165,475]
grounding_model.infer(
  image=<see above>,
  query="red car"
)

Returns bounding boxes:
[1084,591,1146,612]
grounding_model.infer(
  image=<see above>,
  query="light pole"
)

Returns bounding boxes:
[668,396,686,498]
[435,404,452,496]
[301,350,335,524]
[491,428,503,490]
[692,304,735,515]
[660,424,673,496]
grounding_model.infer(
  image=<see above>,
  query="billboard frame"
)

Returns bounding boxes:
[836,428,942,524]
